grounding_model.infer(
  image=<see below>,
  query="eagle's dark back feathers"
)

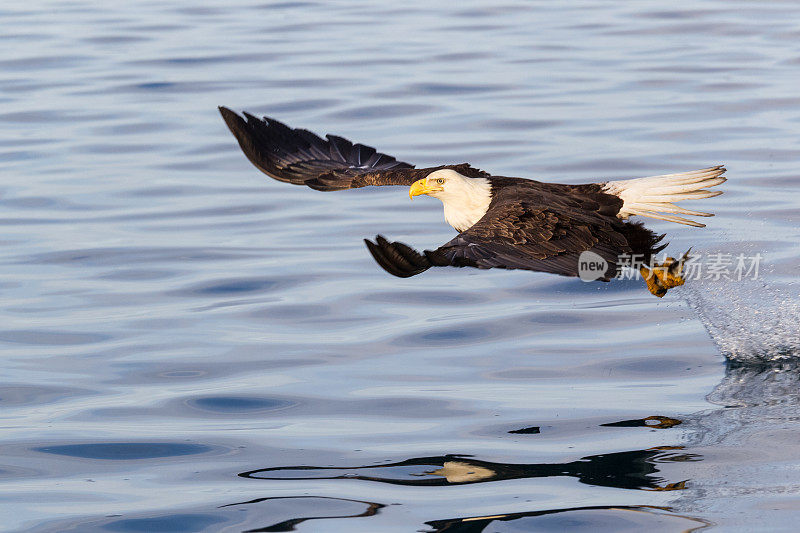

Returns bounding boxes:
[367,181,664,281]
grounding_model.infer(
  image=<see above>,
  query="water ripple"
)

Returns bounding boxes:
[2,1,799,531]
[35,442,214,460]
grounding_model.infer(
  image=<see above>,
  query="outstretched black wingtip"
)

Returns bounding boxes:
[364,235,431,278]
[218,109,416,189]
[217,106,285,181]
[218,106,246,133]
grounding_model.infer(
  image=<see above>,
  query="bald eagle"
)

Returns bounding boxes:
[219,107,725,296]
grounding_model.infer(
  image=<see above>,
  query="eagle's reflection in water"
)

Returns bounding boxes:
[223,421,699,532]
[239,446,696,491]
[228,413,698,531]
[228,361,800,531]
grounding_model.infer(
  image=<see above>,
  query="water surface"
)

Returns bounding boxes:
[1,1,800,531]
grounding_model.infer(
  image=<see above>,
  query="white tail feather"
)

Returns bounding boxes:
[602,165,726,227]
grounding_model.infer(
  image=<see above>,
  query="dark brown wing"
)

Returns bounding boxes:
[219,107,487,191]
[365,184,646,280]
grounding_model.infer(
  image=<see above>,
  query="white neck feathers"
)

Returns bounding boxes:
[440,175,492,232]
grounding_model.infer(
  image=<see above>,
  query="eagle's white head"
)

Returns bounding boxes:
[409,169,492,232]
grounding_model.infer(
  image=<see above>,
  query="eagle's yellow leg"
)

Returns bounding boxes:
[639,250,691,298]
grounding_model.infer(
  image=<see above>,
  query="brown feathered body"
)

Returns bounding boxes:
[218,107,726,281]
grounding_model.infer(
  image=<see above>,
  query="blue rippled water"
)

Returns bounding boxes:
[2,1,799,531]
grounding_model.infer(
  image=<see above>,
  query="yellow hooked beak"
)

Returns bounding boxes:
[409,179,442,200]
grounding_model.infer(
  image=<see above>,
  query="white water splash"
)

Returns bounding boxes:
[683,277,800,363]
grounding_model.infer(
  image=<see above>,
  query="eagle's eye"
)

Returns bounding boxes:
[436,178,445,184]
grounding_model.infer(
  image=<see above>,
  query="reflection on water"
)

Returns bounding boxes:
[693,360,800,450]
[425,506,712,533]
[670,360,800,528]
[241,446,696,491]
[708,360,800,413]
[221,496,384,533]
[2,0,800,531]
[508,425,540,434]
[602,416,683,429]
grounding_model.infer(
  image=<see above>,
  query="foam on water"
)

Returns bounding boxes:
[684,278,800,364]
